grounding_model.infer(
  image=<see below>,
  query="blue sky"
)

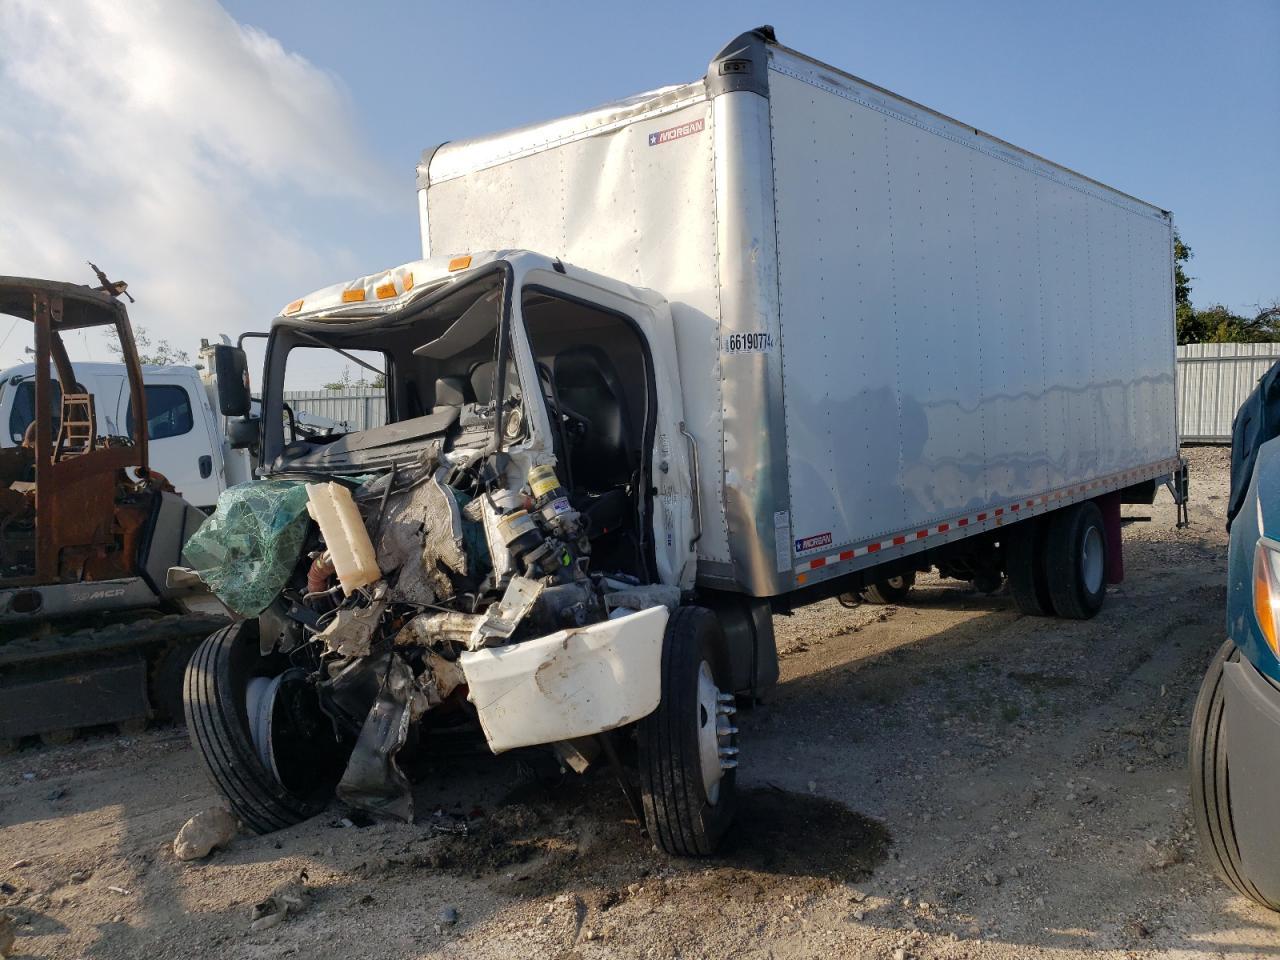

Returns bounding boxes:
[1,0,1276,379]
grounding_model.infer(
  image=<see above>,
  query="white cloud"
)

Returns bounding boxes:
[0,0,401,367]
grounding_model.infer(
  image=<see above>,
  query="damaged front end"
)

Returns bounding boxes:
[183,261,680,826]
[308,453,674,822]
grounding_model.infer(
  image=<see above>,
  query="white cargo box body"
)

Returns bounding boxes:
[418,28,1179,598]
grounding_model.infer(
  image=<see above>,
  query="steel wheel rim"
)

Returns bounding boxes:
[1082,526,1105,594]
[246,674,283,780]
[696,660,736,803]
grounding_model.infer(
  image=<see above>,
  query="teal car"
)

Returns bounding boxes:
[1191,367,1280,910]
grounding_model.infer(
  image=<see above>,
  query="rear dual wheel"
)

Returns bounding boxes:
[1004,501,1107,620]
[1005,515,1053,615]
[1045,501,1107,619]
[861,573,916,605]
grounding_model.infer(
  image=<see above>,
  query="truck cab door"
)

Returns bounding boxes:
[515,266,695,588]
[127,372,222,509]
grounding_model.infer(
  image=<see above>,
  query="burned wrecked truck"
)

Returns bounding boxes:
[183,251,754,855]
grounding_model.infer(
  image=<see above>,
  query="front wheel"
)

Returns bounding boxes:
[184,621,349,834]
[1189,639,1280,910]
[638,606,737,856]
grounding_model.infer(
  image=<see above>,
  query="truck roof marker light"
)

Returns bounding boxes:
[448,255,472,272]
[283,298,304,315]
[342,289,366,303]
[375,281,397,299]
[1253,540,1280,656]
[404,272,414,291]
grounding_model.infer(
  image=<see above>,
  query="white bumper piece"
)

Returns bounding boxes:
[459,605,668,754]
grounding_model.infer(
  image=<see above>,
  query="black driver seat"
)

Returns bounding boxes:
[553,346,636,492]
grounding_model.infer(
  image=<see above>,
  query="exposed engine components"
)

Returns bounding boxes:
[186,448,670,827]
[486,462,591,584]
[528,463,584,542]
[304,482,379,594]
[315,585,387,658]
[306,552,335,595]
[497,509,542,562]
[468,576,546,650]
[395,610,482,648]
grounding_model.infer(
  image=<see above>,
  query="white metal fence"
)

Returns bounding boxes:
[283,351,1277,445]
[1178,343,1280,443]
[284,388,386,433]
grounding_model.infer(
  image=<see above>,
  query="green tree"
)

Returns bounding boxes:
[1194,304,1250,343]
[1174,232,1205,344]
[1174,233,1279,344]
[1215,301,1280,343]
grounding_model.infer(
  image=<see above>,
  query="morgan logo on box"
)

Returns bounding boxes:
[648,118,705,146]
[795,532,832,554]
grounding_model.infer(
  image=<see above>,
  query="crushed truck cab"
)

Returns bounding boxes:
[184,250,728,843]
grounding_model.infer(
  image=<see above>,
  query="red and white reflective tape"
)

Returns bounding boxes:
[797,458,1181,574]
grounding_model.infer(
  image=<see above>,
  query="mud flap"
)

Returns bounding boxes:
[1098,491,1124,585]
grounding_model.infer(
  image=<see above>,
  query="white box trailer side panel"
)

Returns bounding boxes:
[419,31,1178,596]
[423,98,736,567]
[767,50,1177,571]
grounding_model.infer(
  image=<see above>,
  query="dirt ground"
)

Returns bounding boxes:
[3,445,1278,960]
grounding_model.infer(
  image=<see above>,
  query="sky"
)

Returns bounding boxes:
[0,0,1276,383]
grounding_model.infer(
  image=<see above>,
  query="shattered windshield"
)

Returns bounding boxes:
[281,345,388,437]
[267,270,516,472]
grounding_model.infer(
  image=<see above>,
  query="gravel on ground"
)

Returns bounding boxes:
[2,445,1276,959]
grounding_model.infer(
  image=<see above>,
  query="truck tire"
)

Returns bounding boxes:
[1004,517,1054,615]
[1189,639,1280,910]
[184,621,346,834]
[861,573,916,605]
[638,606,737,856]
[1045,501,1107,620]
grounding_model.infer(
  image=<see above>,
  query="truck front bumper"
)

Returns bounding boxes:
[459,605,668,754]
[1223,654,1280,903]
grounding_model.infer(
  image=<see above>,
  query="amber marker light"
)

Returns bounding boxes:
[1253,540,1280,656]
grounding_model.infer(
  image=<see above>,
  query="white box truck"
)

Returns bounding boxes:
[184,27,1184,855]
[0,350,342,510]
[0,360,251,510]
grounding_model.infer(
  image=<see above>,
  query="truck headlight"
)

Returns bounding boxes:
[1253,539,1280,656]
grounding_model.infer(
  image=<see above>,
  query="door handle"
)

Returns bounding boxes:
[198,455,213,479]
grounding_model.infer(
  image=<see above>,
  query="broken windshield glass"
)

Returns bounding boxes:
[264,270,516,472]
